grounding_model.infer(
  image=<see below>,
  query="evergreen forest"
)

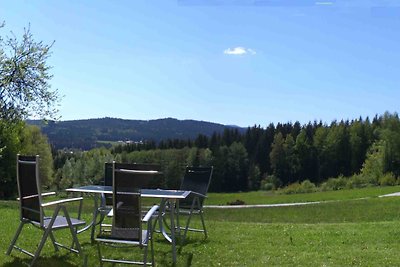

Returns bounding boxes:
[1,112,400,199]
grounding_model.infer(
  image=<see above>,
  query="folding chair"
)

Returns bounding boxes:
[97,162,113,235]
[100,163,161,209]
[175,166,213,242]
[95,162,159,266]
[98,163,161,235]
[6,155,86,266]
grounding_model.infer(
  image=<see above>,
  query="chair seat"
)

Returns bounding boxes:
[96,230,149,245]
[177,208,202,215]
[32,216,86,229]
[106,208,152,218]
[98,205,112,214]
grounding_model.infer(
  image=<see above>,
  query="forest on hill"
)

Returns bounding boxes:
[25,113,400,192]
[27,117,244,150]
[2,112,400,198]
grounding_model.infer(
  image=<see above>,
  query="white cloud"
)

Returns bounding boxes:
[315,1,333,5]
[224,47,256,55]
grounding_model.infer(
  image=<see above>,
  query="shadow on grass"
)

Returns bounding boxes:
[179,237,210,248]
[4,254,80,267]
[179,238,210,266]
[156,249,194,267]
[152,236,209,266]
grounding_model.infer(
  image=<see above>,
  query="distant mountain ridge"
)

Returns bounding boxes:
[27,117,245,150]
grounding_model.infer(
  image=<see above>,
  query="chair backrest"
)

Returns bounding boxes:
[16,154,43,225]
[104,162,161,186]
[104,162,113,186]
[103,163,114,206]
[180,166,213,207]
[105,162,161,188]
[110,162,160,242]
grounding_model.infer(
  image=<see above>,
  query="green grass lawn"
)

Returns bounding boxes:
[1,187,400,266]
[205,185,400,205]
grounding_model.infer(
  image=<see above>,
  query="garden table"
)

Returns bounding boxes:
[66,185,191,264]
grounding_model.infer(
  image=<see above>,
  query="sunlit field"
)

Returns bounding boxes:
[2,187,400,266]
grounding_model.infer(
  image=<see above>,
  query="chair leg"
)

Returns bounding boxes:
[150,231,155,267]
[63,207,87,263]
[182,198,207,243]
[143,245,148,266]
[143,227,151,267]
[6,221,25,255]
[49,231,60,252]
[31,207,63,266]
[62,206,82,253]
[182,201,198,244]
[91,217,97,243]
[199,210,207,239]
[148,220,155,267]
[96,242,104,267]
[31,226,53,266]
[98,213,106,234]
[182,212,193,244]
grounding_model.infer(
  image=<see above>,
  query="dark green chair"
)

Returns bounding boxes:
[176,166,213,242]
[7,155,86,266]
[95,162,159,266]
[98,162,161,236]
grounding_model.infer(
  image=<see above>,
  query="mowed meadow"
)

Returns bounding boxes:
[2,186,400,266]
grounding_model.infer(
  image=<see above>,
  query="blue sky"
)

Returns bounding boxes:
[1,0,399,127]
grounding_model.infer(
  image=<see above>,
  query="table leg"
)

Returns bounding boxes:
[90,195,99,241]
[77,194,99,243]
[157,198,178,264]
[158,199,172,243]
[169,199,177,264]
[176,200,180,235]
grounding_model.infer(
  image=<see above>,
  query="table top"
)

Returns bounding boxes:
[66,185,191,199]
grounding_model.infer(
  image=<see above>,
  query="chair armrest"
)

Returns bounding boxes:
[42,191,57,197]
[41,197,83,207]
[100,192,106,205]
[117,169,160,174]
[142,205,159,222]
[107,209,114,217]
[189,191,207,198]
[17,191,56,201]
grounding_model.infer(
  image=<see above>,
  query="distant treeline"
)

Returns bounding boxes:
[54,112,399,193]
[2,112,400,198]
[112,116,372,186]
[27,117,240,150]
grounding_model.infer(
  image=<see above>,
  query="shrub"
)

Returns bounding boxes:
[279,182,301,194]
[260,174,281,191]
[345,174,375,189]
[279,180,317,194]
[379,172,397,186]
[300,180,317,193]
[320,173,386,192]
[261,182,274,191]
[320,175,348,191]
